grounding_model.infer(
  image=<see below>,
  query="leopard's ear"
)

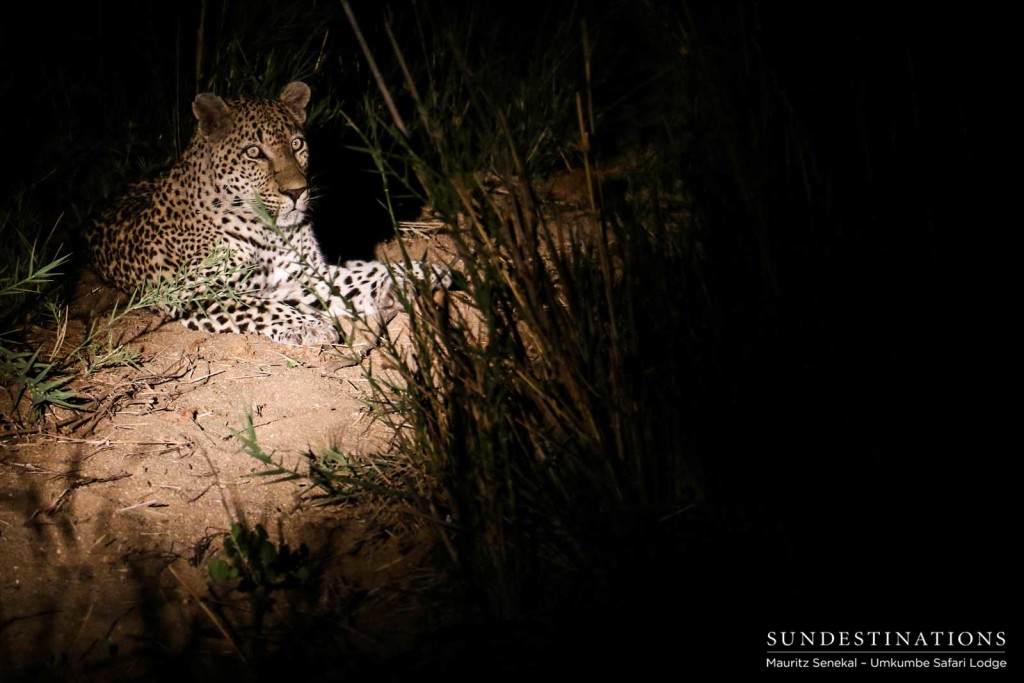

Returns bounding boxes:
[279,82,311,124]
[192,93,233,142]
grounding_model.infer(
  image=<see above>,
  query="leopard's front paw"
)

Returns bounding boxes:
[269,317,340,347]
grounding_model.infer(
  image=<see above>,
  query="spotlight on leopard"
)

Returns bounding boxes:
[85,81,451,348]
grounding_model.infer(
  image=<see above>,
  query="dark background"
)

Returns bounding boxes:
[0,0,1009,673]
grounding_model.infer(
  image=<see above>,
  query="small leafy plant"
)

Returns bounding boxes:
[207,522,313,592]
[234,408,411,501]
[0,347,87,420]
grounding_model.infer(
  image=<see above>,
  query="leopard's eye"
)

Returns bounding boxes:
[244,145,262,159]
[291,137,306,152]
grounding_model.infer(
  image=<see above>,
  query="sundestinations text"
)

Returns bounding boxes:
[766,631,1006,648]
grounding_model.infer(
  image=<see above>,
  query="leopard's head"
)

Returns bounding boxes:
[191,82,312,228]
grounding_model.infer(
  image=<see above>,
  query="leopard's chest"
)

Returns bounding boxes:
[252,248,303,289]
[218,218,315,288]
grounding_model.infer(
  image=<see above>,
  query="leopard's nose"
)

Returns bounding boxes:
[282,187,306,202]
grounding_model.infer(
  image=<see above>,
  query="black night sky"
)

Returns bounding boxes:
[0,0,1010,677]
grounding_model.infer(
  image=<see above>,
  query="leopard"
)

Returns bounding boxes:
[85,81,450,349]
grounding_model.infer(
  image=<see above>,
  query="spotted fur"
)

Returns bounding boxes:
[85,82,449,347]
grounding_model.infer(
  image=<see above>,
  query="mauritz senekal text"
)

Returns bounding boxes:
[767,658,1007,670]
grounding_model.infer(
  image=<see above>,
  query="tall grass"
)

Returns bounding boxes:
[350,2,717,622]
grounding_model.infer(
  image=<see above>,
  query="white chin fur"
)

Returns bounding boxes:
[276,208,305,228]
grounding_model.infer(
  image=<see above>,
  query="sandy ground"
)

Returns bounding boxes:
[0,236,459,677]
